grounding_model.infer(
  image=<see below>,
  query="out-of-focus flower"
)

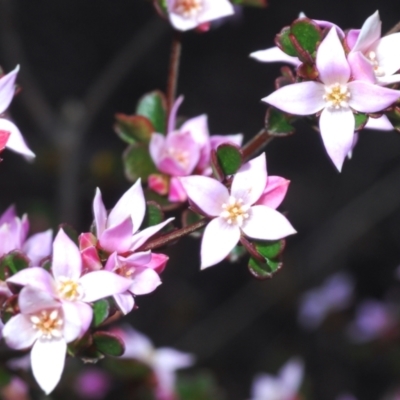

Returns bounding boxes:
[74,368,111,400]
[298,272,354,330]
[3,286,82,394]
[250,358,304,400]
[0,66,35,159]
[114,325,194,400]
[347,11,400,85]
[180,153,296,269]
[149,96,242,202]
[166,0,234,32]
[347,299,397,343]
[263,28,400,171]
[1,377,30,400]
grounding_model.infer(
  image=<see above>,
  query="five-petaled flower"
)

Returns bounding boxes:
[180,153,296,269]
[263,28,400,171]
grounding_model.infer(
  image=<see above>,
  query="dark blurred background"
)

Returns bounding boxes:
[2,0,400,399]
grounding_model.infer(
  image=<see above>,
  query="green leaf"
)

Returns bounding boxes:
[254,239,284,259]
[177,372,225,400]
[123,143,157,183]
[290,18,321,56]
[0,251,30,278]
[354,113,369,131]
[136,91,167,134]
[114,114,154,144]
[143,201,164,228]
[386,108,400,132]
[215,144,243,176]
[275,27,297,57]
[248,256,282,279]
[0,367,11,387]
[93,331,125,357]
[92,299,109,327]
[232,0,267,7]
[266,107,295,136]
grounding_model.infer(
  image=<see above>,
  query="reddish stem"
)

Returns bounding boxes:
[166,30,182,115]
[241,128,274,162]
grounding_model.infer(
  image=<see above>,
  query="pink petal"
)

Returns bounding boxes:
[0,129,9,151]
[317,28,350,85]
[242,205,296,240]
[80,270,132,302]
[180,176,229,217]
[231,153,267,206]
[18,285,59,314]
[347,52,376,83]
[149,133,166,168]
[107,180,145,233]
[0,65,19,114]
[256,176,290,209]
[250,46,301,66]
[52,229,82,281]
[23,229,53,266]
[210,134,243,150]
[145,253,169,274]
[31,338,66,395]
[167,95,184,134]
[168,177,188,202]
[348,81,400,113]
[104,252,118,271]
[129,217,175,252]
[365,115,393,131]
[346,29,360,50]
[374,33,400,76]
[7,267,56,298]
[154,348,194,371]
[0,204,16,225]
[92,188,107,237]
[129,267,161,295]
[262,81,325,115]
[201,217,240,269]
[123,251,153,266]
[62,301,92,341]
[81,246,103,271]
[3,314,37,350]
[100,217,134,254]
[0,119,35,160]
[198,0,234,25]
[113,293,135,315]
[352,11,381,53]
[319,107,355,171]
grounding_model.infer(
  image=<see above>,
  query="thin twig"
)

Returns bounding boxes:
[166,30,182,115]
[241,128,274,161]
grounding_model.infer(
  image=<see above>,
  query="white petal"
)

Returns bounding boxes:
[364,115,393,131]
[113,293,135,315]
[93,188,107,237]
[0,65,19,114]
[198,0,234,25]
[3,314,37,350]
[23,229,53,266]
[242,206,296,240]
[0,119,35,159]
[200,217,240,269]
[352,11,381,53]
[250,46,301,66]
[375,33,400,76]
[279,358,304,392]
[319,108,355,171]
[31,338,66,394]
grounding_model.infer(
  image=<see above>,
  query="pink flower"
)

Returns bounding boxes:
[250,358,304,400]
[179,153,296,269]
[166,0,234,32]
[7,229,132,337]
[0,66,35,160]
[2,286,84,394]
[0,205,52,266]
[263,28,400,171]
[347,11,400,85]
[92,180,173,254]
[115,325,194,400]
[149,96,243,202]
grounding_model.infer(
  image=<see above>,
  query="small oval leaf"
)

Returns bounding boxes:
[93,331,125,357]
[123,143,158,183]
[136,91,167,134]
[215,144,243,176]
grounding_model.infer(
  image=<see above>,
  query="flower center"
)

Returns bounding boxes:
[57,277,83,301]
[323,83,350,109]
[115,265,135,279]
[31,309,63,340]
[367,51,385,77]
[173,0,203,18]
[167,148,189,169]
[220,197,250,227]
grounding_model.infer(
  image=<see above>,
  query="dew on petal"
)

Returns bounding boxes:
[30,309,63,340]
[220,197,250,227]
[173,0,203,18]
[323,83,351,109]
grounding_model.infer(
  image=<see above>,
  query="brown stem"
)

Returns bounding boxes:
[166,30,182,115]
[241,128,274,162]
[140,218,208,251]
[385,21,400,36]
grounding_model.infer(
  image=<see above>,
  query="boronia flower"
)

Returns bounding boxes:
[0,66,35,159]
[179,153,296,269]
[3,286,83,394]
[263,28,400,171]
[166,0,234,32]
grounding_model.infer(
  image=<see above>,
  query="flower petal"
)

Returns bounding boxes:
[347,51,376,83]
[179,176,229,217]
[31,338,66,395]
[0,65,19,114]
[374,33,400,76]
[319,107,355,171]
[280,358,304,393]
[250,46,301,66]
[167,95,184,134]
[23,229,53,266]
[107,179,145,233]
[52,229,82,281]
[262,81,325,115]
[198,0,234,25]
[169,177,188,203]
[100,217,134,254]
[129,267,161,295]
[210,133,243,150]
[93,188,107,237]
[317,28,350,85]
[0,204,16,225]
[62,301,92,341]
[3,314,37,350]
[145,253,169,274]
[80,270,132,303]
[113,293,135,315]
[256,176,290,209]
[149,133,166,169]
[242,205,296,240]
[352,11,381,53]
[7,267,56,297]
[231,153,267,206]
[201,217,240,269]
[0,119,35,159]
[348,81,400,113]
[364,115,393,131]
